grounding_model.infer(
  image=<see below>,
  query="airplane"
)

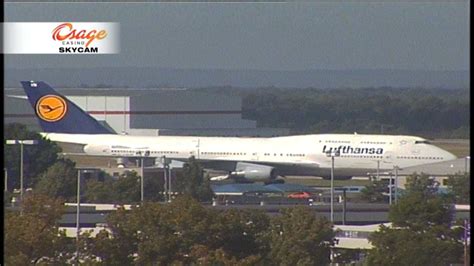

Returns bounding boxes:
[21,81,457,183]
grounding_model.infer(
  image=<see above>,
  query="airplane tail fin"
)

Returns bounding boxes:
[21,81,114,134]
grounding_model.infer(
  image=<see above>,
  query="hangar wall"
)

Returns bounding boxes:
[4,88,288,137]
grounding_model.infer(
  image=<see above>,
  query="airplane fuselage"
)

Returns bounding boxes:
[44,132,456,179]
[22,81,457,182]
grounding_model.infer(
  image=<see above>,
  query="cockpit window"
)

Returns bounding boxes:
[415,140,431,144]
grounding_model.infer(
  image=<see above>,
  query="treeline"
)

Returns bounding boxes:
[238,87,469,138]
[5,194,336,265]
[4,123,469,265]
[5,175,467,265]
[4,123,214,205]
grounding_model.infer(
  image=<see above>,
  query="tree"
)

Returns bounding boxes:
[74,223,134,265]
[4,193,72,264]
[366,173,463,265]
[4,123,61,190]
[446,172,470,204]
[74,230,106,265]
[83,178,116,203]
[403,173,441,197]
[388,174,453,229]
[143,170,166,202]
[188,245,262,266]
[34,159,78,200]
[83,171,141,204]
[84,196,272,265]
[83,170,164,204]
[241,87,469,138]
[210,209,271,262]
[175,156,214,202]
[367,225,462,266]
[112,171,141,204]
[332,248,365,265]
[84,196,215,264]
[267,206,334,265]
[84,171,167,204]
[360,180,388,203]
[81,206,137,265]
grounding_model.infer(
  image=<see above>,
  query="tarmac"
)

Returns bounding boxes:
[379,158,469,176]
[56,202,469,227]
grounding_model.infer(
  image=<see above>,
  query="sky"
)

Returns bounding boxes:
[4,1,470,71]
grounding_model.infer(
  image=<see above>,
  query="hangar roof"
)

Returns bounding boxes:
[212,183,314,195]
[265,183,315,193]
[212,184,281,195]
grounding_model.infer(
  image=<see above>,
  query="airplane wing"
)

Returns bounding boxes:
[194,159,320,177]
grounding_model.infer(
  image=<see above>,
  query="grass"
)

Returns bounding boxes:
[432,139,470,158]
[61,154,119,168]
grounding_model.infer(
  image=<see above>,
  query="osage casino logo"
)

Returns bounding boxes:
[52,23,108,53]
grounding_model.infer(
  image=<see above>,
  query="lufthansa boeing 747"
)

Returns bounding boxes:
[21,81,457,183]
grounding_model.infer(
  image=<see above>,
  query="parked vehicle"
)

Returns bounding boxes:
[287,191,313,199]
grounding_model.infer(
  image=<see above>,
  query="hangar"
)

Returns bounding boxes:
[4,87,288,137]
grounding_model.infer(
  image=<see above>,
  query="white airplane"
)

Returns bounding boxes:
[21,81,457,183]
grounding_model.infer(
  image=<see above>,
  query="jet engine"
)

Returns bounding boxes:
[116,157,128,168]
[231,162,277,182]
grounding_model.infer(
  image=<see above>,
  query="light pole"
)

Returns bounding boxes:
[388,171,393,205]
[454,219,471,266]
[342,188,347,225]
[394,166,399,203]
[465,156,470,174]
[139,151,150,203]
[160,156,171,202]
[76,168,94,264]
[76,169,81,263]
[5,139,39,204]
[463,219,470,266]
[376,160,380,181]
[162,156,168,202]
[160,156,172,202]
[4,168,8,192]
[140,157,144,203]
[167,164,173,203]
[326,149,340,223]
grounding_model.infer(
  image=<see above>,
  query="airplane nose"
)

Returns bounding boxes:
[438,147,457,161]
[432,146,457,161]
[445,151,457,161]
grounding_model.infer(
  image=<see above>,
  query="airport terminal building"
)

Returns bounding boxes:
[5,87,288,137]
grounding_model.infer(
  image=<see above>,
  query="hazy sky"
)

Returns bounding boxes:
[5,2,470,71]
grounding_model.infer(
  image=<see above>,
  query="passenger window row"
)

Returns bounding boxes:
[397,156,443,160]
